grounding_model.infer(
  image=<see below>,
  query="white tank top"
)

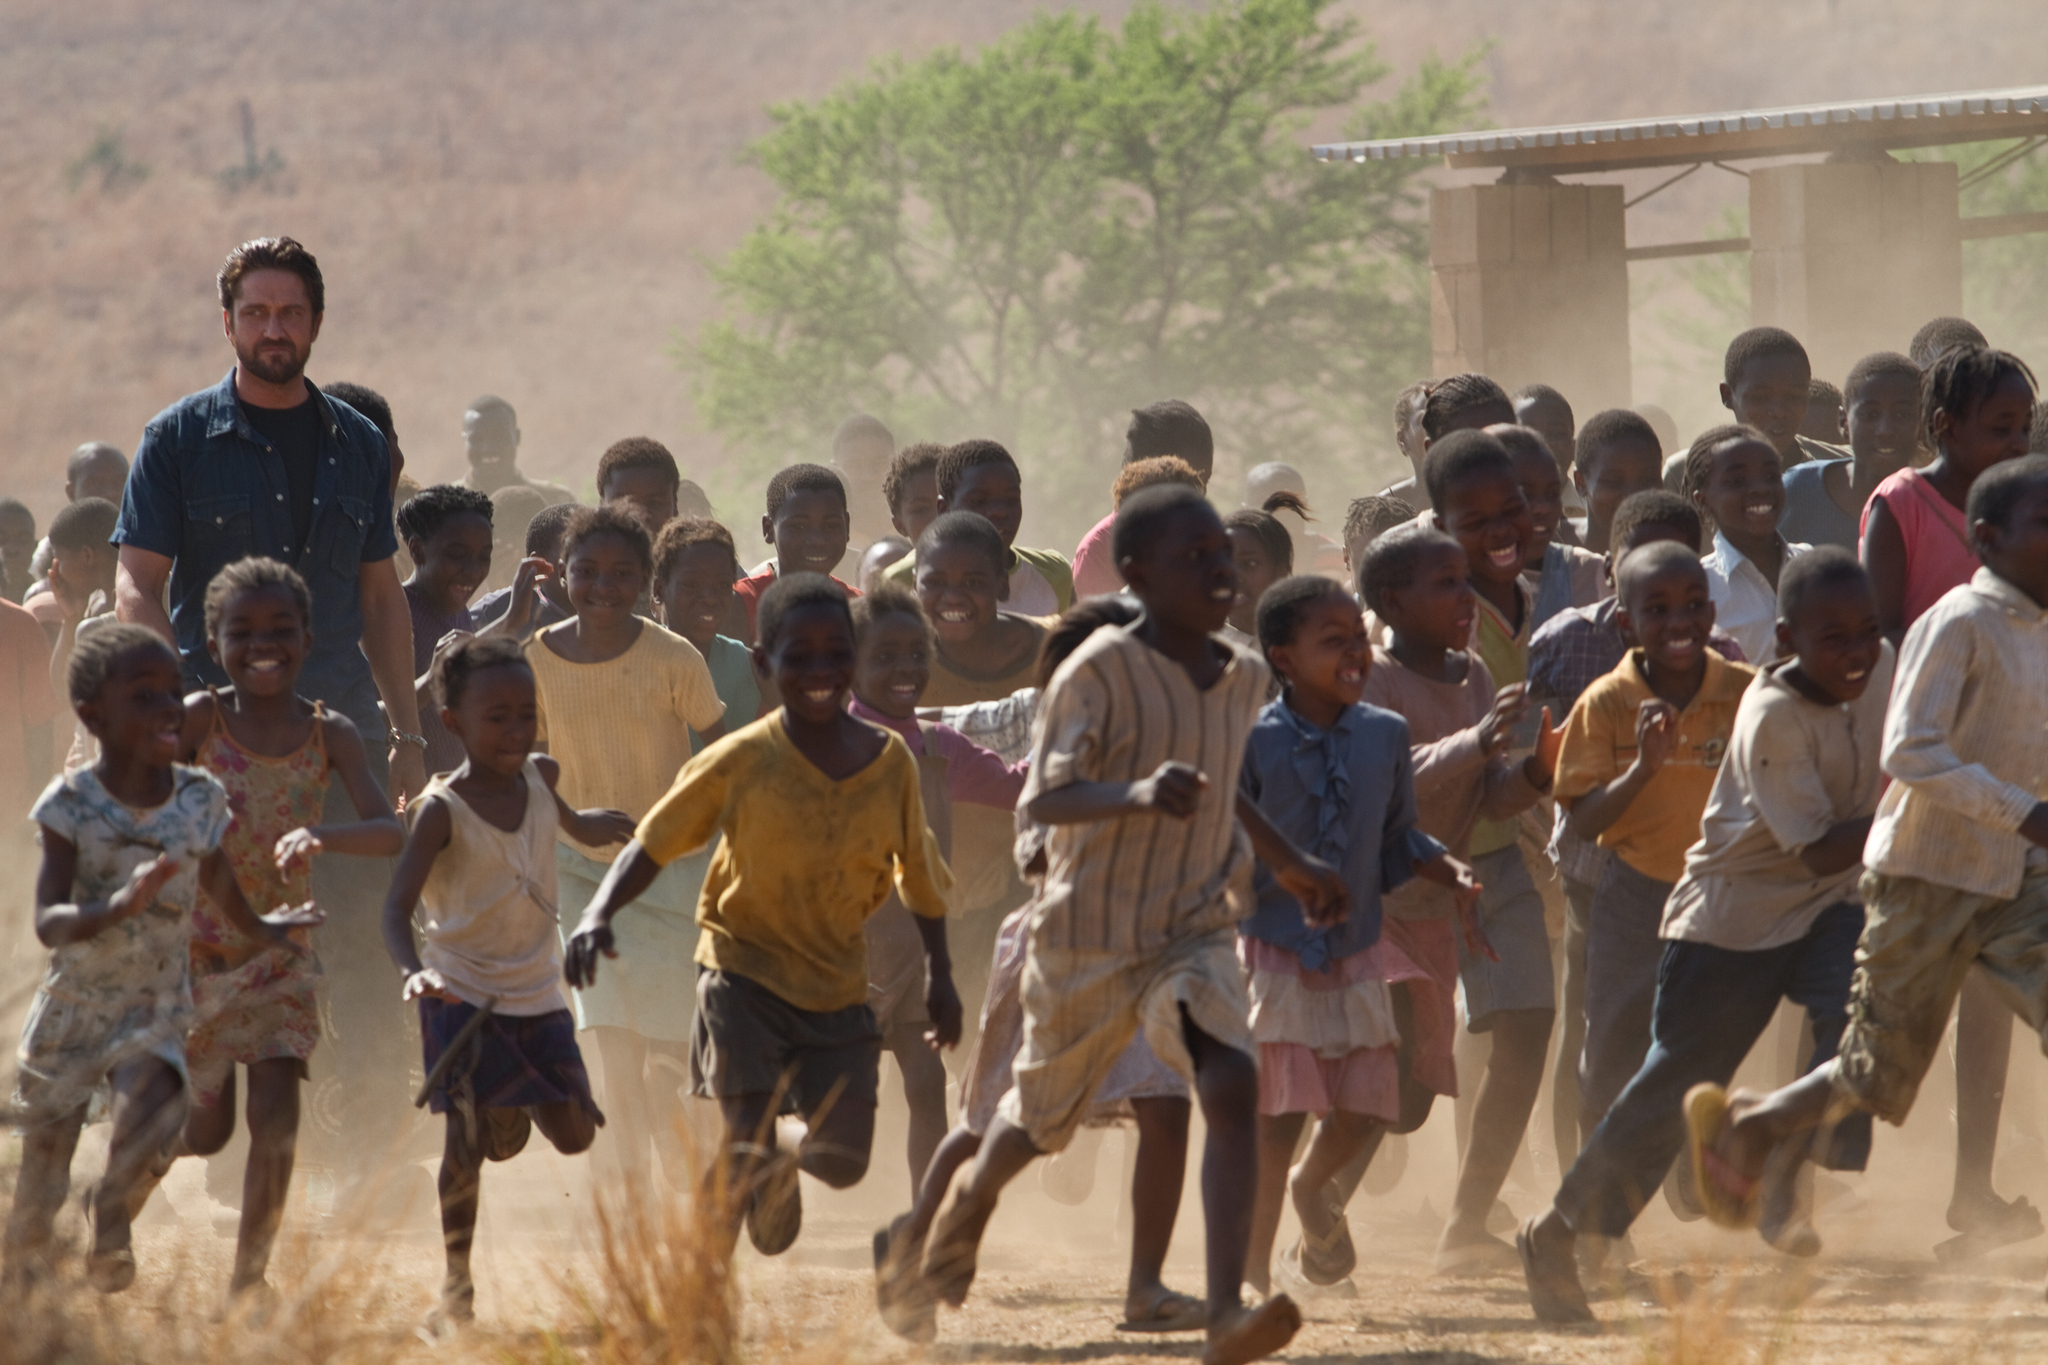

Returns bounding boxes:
[417,758,568,1016]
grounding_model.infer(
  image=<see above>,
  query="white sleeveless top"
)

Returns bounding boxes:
[417,758,568,1016]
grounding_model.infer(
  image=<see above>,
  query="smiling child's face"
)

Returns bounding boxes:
[1696,437,1784,544]
[853,610,932,720]
[657,542,737,651]
[1435,468,1533,590]
[916,541,1006,645]
[1619,559,1715,676]
[764,489,851,578]
[210,583,309,701]
[758,603,858,724]
[1123,503,1238,637]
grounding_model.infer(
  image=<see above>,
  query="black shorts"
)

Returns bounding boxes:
[690,967,882,1115]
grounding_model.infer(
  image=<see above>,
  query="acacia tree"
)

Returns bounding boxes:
[688,0,1485,507]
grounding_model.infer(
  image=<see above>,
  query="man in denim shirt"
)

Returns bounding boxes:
[112,236,430,1215]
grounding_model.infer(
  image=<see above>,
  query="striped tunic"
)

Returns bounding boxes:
[1019,624,1269,953]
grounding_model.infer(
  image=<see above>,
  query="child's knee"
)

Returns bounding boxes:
[800,1141,869,1189]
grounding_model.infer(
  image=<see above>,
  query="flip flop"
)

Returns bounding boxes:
[1275,1243,1357,1301]
[1293,1194,1356,1285]
[1432,1232,1521,1277]
[1683,1084,1760,1230]
[1517,1217,1593,1325]
[1202,1293,1302,1365]
[1116,1286,1206,1333]
[1934,1195,2045,1262]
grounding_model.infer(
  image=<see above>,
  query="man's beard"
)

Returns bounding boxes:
[238,338,307,386]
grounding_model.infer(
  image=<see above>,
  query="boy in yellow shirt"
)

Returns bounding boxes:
[565,573,959,1256]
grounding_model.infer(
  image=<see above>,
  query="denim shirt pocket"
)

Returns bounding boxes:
[186,494,257,562]
[324,494,373,576]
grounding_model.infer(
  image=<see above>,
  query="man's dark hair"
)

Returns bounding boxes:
[203,556,312,639]
[1723,326,1809,388]
[562,505,653,575]
[883,443,944,515]
[1422,429,1515,510]
[323,383,395,445]
[1777,546,1870,626]
[397,484,493,546]
[1125,400,1213,478]
[68,622,177,707]
[765,463,848,520]
[1358,523,1460,615]
[525,501,580,557]
[1610,490,1703,554]
[1255,574,1351,653]
[1422,374,1512,440]
[756,571,853,653]
[596,437,681,500]
[1344,495,1417,548]
[218,236,324,315]
[936,439,1019,502]
[1925,344,2038,450]
[1576,409,1662,468]
[1112,483,1213,568]
[1967,453,2048,533]
[47,498,119,553]
[1843,351,1921,402]
[433,634,532,711]
[916,511,1009,577]
[654,516,741,585]
[1909,316,1989,369]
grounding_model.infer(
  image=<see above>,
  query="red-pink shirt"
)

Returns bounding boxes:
[1863,468,1979,631]
[1071,512,1121,598]
[732,566,859,638]
[847,697,1027,811]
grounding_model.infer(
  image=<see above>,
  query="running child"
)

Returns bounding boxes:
[847,584,1025,1185]
[883,443,945,545]
[5,625,316,1295]
[1687,424,1810,664]
[1223,495,1301,645]
[918,484,1345,1365]
[1569,409,1666,554]
[881,440,1074,615]
[1072,400,1213,597]
[473,502,577,640]
[159,558,404,1302]
[1691,456,2048,1299]
[529,507,727,1196]
[565,573,960,1261]
[1494,425,1603,628]
[1521,549,1888,1320]
[1342,495,1418,584]
[1719,326,1829,468]
[733,464,859,640]
[1240,568,1493,1296]
[1780,353,1921,551]
[381,635,632,1329]
[399,485,494,775]
[654,517,762,727]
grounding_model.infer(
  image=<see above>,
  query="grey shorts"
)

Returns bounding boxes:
[690,967,883,1116]
[1458,844,1557,1031]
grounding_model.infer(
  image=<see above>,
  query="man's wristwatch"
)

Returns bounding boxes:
[387,729,429,751]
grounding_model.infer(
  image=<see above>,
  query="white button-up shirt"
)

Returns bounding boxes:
[1701,530,1812,666]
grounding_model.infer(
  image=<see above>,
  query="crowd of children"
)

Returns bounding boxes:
[10,300,2048,1360]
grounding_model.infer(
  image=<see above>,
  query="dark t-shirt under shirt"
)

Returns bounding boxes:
[239,398,320,550]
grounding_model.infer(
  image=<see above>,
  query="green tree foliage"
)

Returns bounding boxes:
[1954,140,2048,368]
[687,0,1485,504]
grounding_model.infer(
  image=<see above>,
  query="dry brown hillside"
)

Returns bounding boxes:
[3,0,2043,538]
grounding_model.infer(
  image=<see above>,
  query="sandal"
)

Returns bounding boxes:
[1293,1202,1356,1286]
[1683,1084,1760,1230]
[1116,1285,1206,1333]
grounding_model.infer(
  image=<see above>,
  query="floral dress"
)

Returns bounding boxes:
[18,765,230,1122]
[184,698,330,1105]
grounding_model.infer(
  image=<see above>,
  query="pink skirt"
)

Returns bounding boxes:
[1379,916,1460,1100]
[1243,936,1426,1119]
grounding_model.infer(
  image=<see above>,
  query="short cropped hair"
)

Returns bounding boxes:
[654,516,740,584]
[1357,523,1460,615]
[1724,326,1809,387]
[1967,453,2048,533]
[1776,545,1869,625]
[1909,316,1988,369]
[47,498,119,552]
[833,413,895,454]
[432,634,531,711]
[756,571,853,653]
[1808,378,1843,411]
[561,504,652,575]
[1491,424,1557,470]
[322,383,394,444]
[1125,400,1212,475]
[1422,373,1512,440]
[1344,495,1417,547]
[1422,428,1515,510]
[397,484,493,546]
[596,437,680,499]
[1112,483,1212,568]
[1576,408,1662,466]
[1112,456,1202,508]
[67,441,128,486]
[1609,490,1703,554]
[1392,382,1430,446]
[1255,574,1351,653]
[1844,351,1920,401]
[916,510,1008,577]
[489,485,550,542]
[883,443,944,514]
[203,557,312,640]
[1223,496,1300,578]
[765,462,848,520]
[851,582,929,643]
[68,622,176,707]
[526,501,580,557]
[936,439,1018,502]
[218,236,323,315]
[1615,538,1707,608]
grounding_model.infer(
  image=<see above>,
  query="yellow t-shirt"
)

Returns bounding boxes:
[637,712,953,1013]
[527,622,726,857]
[1553,649,1757,884]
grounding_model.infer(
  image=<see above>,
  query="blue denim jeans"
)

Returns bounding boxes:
[1553,901,1873,1239]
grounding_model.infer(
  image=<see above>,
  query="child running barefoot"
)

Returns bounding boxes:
[847,585,1025,1185]
[164,558,403,1303]
[1238,572,1490,1297]
[1222,497,1298,647]
[876,596,1203,1343]
[4,626,317,1296]
[1694,456,2048,1290]
[381,635,634,1331]
[398,486,495,775]
[919,485,1345,1365]
[565,573,961,1261]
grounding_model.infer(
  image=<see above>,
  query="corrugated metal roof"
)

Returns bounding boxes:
[1312,86,2048,175]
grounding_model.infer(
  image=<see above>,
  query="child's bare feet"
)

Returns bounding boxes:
[873,1215,936,1342]
[1117,1283,1204,1333]
[1517,1213,1592,1324]
[922,1181,997,1307]
[1202,1294,1302,1365]
[1287,1171,1356,1284]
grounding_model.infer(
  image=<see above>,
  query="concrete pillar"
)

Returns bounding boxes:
[1429,181,1632,414]
[1749,159,1962,387]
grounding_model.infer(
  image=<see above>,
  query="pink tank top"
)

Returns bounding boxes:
[1862,468,1978,630]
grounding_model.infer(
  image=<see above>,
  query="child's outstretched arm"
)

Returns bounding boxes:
[1233,792,1348,926]
[275,713,405,871]
[199,848,323,958]
[532,754,637,850]
[914,915,962,1051]
[563,842,666,989]
[32,834,179,948]
[1028,759,1207,824]
[382,794,459,1002]
[476,556,554,642]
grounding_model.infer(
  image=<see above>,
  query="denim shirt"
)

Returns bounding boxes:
[1237,697,1446,968]
[114,370,398,730]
